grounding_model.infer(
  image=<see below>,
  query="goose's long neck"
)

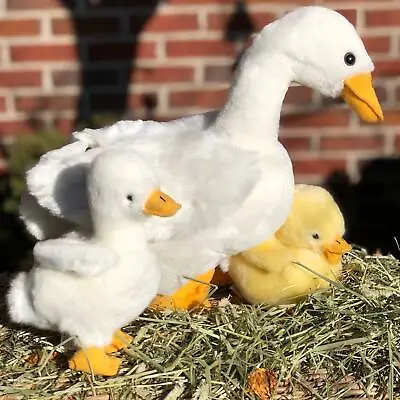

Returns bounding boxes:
[213,49,294,152]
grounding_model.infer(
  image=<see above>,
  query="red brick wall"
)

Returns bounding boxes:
[0,0,399,183]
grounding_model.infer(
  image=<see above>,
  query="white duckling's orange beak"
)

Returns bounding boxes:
[143,189,181,217]
[342,72,384,123]
[323,237,352,265]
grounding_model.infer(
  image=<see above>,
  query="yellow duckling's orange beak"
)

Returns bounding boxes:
[323,237,352,265]
[342,72,384,123]
[143,189,181,217]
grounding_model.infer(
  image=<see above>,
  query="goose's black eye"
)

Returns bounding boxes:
[126,194,134,202]
[312,233,320,240]
[344,52,356,66]
[85,146,92,152]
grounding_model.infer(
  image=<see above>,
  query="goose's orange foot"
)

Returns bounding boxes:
[104,330,133,354]
[68,347,121,376]
[150,269,215,311]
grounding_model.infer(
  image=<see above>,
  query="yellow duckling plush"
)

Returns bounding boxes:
[228,184,352,305]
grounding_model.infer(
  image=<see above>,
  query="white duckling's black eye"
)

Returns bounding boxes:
[85,146,92,152]
[126,194,134,202]
[312,233,320,240]
[344,52,356,66]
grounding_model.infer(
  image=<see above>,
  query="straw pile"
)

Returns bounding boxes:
[1,248,399,399]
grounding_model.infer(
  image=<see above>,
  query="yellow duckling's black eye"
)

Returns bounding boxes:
[312,233,320,240]
[344,52,356,66]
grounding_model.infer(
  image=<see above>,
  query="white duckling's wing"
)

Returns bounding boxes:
[34,237,119,276]
[19,192,74,240]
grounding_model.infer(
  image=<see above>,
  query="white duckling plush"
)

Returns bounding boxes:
[228,185,352,305]
[7,149,181,376]
[19,6,383,310]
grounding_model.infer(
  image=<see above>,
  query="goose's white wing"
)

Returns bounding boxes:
[154,143,294,291]
[140,132,262,241]
[34,237,119,276]
[22,112,215,240]
[21,110,261,243]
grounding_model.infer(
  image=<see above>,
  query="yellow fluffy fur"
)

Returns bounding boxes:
[228,184,351,305]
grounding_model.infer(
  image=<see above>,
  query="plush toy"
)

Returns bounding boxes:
[150,269,215,311]
[228,185,352,305]
[19,6,383,311]
[7,149,181,376]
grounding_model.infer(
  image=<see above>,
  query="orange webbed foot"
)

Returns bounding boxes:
[104,330,133,354]
[68,347,121,376]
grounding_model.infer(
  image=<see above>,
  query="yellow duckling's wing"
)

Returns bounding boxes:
[238,235,290,273]
[230,248,340,305]
[279,248,339,303]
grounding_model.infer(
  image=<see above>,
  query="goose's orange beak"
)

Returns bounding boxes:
[342,72,384,123]
[143,189,181,217]
[323,237,352,265]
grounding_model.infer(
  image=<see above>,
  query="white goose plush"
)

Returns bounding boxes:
[8,149,181,376]
[20,6,383,309]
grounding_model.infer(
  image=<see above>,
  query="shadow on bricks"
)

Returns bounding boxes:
[59,0,161,126]
[325,157,400,257]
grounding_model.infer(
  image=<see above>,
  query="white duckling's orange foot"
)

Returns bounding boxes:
[68,347,121,376]
[104,330,133,354]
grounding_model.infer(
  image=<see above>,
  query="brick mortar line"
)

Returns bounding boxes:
[157,106,217,115]
[6,33,234,44]
[7,82,231,95]
[347,156,362,181]
[140,31,228,41]
[371,54,400,62]
[362,27,400,35]
[156,38,166,61]
[194,63,204,85]
[391,32,400,57]
[293,149,381,158]
[42,66,54,92]
[41,14,52,39]
[7,61,223,72]
[317,130,388,137]
[326,1,399,11]
[383,129,396,155]
[294,174,323,184]
[197,7,208,31]
[0,109,76,120]
[4,91,14,114]
[4,36,78,45]
[0,58,235,69]
[281,126,383,135]
[0,61,79,69]
[2,9,70,18]
[158,86,169,115]
[5,86,81,95]
[1,40,10,66]
[310,135,320,152]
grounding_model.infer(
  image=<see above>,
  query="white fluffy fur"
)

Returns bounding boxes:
[20,6,375,293]
[8,150,170,347]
